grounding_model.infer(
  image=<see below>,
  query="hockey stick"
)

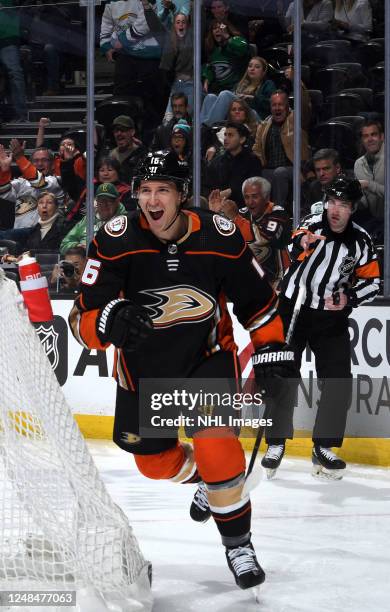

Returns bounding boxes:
[242,285,306,497]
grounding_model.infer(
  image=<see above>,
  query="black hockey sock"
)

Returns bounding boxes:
[211,498,252,545]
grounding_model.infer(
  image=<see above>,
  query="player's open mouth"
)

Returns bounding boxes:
[149,210,164,221]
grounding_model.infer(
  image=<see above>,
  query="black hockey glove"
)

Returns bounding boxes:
[252,343,298,397]
[97,299,153,351]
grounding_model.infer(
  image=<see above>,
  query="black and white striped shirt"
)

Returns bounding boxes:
[281,212,380,310]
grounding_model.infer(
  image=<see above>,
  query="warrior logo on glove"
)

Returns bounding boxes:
[252,347,295,365]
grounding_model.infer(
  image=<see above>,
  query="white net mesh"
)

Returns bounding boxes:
[0,271,152,611]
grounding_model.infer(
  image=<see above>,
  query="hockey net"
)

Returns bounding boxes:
[0,271,152,611]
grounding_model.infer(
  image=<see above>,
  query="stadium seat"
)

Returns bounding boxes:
[357,41,383,68]
[311,67,350,96]
[308,89,323,109]
[369,63,385,92]
[0,239,19,256]
[311,121,359,169]
[323,92,365,119]
[301,65,311,86]
[3,270,19,284]
[340,88,373,111]
[329,63,366,87]
[373,92,384,114]
[328,115,365,130]
[320,39,352,50]
[303,41,353,67]
[261,47,290,69]
[370,38,384,50]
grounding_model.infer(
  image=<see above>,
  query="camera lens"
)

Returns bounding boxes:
[61,261,75,278]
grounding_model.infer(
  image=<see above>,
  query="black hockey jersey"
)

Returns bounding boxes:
[69,209,285,388]
[234,203,291,288]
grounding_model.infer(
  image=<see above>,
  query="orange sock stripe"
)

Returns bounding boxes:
[212,504,251,523]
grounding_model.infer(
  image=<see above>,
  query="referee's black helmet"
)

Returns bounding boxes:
[324,177,362,210]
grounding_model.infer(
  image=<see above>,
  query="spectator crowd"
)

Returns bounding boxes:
[0,0,386,294]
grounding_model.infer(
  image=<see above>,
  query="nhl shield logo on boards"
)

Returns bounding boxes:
[105,215,127,237]
[35,316,68,386]
[338,254,357,276]
[213,214,236,236]
[36,324,60,370]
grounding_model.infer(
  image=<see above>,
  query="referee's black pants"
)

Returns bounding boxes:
[266,297,352,448]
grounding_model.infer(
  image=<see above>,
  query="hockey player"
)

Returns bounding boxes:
[69,150,296,591]
[263,176,380,479]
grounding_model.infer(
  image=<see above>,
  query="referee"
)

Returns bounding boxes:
[262,177,380,479]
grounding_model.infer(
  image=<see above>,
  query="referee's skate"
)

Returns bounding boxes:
[312,445,346,480]
[261,443,285,479]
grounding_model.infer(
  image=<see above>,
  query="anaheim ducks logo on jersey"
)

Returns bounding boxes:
[140,285,215,328]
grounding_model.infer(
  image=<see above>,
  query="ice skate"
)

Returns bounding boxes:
[261,444,285,479]
[225,540,265,592]
[190,482,211,523]
[312,446,346,480]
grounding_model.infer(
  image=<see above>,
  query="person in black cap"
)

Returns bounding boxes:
[262,176,380,480]
[204,121,262,207]
[109,115,147,183]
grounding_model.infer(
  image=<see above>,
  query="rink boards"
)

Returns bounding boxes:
[46,299,389,466]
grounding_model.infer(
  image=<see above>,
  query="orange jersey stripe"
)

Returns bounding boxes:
[245,293,277,328]
[234,215,253,242]
[16,156,40,181]
[96,247,160,260]
[74,155,86,180]
[355,259,380,279]
[53,157,61,176]
[0,168,12,185]
[184,243,247,259]
[214,293,237,353]
[250,314,285,348]
[119,351,136,392]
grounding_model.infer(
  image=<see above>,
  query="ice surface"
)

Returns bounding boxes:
[90,441,390,612]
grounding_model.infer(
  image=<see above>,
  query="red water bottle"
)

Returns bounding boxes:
[18,254,54,322]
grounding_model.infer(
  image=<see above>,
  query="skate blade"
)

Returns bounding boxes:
[265,467,277,480]
[252,585,261,604]
[312,464,345,480]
